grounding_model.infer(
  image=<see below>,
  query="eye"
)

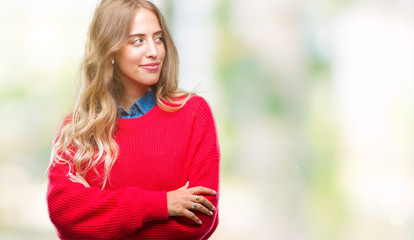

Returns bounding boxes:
[155,36,165,42]
[131,38,144,45]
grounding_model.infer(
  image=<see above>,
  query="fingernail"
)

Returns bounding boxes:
[212,190,217,195]
[199,220,202,224]
[212,206,216,211]
[209,211,213,215]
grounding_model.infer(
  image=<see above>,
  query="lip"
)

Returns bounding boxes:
[141,62,160,71]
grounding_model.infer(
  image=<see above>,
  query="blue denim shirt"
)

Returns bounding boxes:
[117,90,156,119]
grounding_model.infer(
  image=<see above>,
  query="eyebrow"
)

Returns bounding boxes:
[129,30,163,38]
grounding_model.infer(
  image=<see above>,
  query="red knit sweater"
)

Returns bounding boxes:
[47,96,220,240]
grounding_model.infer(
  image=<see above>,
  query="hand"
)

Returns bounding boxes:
[68,172,90,188]
[167,183,217,225]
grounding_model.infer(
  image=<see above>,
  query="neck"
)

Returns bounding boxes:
[120,85,150,110]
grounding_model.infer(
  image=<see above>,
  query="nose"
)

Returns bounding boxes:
[145,40,158,58]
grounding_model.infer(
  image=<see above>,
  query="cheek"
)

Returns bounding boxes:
[124,53,139,64]
[117,54,139,76]
[159,47,166,62]
[118,48,143,65]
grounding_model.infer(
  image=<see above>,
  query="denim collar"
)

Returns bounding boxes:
[117,90,156,119]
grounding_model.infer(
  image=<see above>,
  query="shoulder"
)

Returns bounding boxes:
[182,96,216,123]
[55,113,73,133]
[184,95,212,112]
[62,113,74,124]
[52,113,73,144]
[163,94,212,113]
[159,95,215,122]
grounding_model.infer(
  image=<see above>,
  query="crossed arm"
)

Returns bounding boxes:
[48,158,219,239]
[69,173,217,225]
[48,97,220,239]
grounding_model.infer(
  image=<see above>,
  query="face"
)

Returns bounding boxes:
[116,8,165,95]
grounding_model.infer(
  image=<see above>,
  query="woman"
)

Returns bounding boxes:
[47,0,220,239]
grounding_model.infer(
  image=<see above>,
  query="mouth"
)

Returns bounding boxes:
[141,62,160,71]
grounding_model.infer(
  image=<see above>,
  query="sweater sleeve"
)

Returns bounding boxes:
[147,97,220,240]
[183,97,220,238]
[47,118,169,240]
[47,162,169,240]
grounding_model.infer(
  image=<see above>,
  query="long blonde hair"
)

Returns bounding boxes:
[50,0,191,188]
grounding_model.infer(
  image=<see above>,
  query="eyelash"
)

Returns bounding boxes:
[156,36,165,42]
[131,36,164,45]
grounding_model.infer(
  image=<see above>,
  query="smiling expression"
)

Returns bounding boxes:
[116,8,165,96]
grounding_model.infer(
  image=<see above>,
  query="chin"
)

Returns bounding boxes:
[146,79,159,86]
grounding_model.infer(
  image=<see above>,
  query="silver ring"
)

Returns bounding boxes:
[195,195,200,203]
[192,202,197,210]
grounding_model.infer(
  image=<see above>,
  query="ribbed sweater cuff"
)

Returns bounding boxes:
[126,189,168,224]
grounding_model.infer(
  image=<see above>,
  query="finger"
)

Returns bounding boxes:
[77,179,90,188]
[68,173,90,187]
[183,209,202,225]
[178,181,189,190]
[68,173,79,182]
[75,173,90,187]
[68,173,77,182]
[68,175,84,185]
[189,186,217,195]
[190,202,214,216]
[193,195,216,211]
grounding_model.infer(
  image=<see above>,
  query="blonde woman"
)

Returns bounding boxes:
[47,0,219,239]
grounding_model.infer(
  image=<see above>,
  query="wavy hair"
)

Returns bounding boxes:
[50,0,191,188]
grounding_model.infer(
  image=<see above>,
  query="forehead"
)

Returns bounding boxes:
[130,8,161,34]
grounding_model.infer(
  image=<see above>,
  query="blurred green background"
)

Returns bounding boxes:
[1,0,414,239]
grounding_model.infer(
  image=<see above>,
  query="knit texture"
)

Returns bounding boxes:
[47,96,220,240]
